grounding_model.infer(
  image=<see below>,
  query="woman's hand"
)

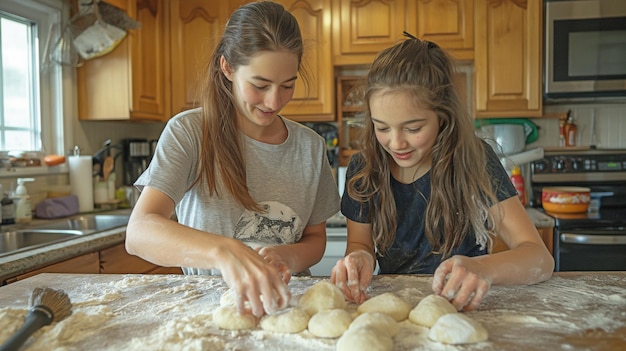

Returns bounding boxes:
[330,250,375,304]
[432,255,492,311]
[216,241,291,317]
[256,246,292,284]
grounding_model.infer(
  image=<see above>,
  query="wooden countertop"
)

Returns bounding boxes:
[0,272,623,350]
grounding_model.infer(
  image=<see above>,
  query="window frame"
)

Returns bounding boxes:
[0,0,74,176]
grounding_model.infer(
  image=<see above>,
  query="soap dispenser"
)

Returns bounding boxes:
[15,178,35,223]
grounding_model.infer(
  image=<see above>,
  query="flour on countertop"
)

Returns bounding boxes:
[0,274,624,350]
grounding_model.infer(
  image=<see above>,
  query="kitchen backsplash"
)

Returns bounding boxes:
[529,102,626,149]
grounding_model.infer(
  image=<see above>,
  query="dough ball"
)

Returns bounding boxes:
[212,305,257,330]
[337,326,393,351]
[428,313,488,344]
[349,312,398,337]
[408,294,457,327]
[299,280,346,315]
[307,309,353,338]
[260,307,310,334]
[357,292,411,321]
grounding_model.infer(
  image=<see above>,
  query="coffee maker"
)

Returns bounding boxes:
[123,138,154,185]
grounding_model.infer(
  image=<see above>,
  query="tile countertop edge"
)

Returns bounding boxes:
[0,227,126,282]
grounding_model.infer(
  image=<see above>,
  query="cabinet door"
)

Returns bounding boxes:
[474,0,542,118]
[277,0,334,121]
[77,0,169,121]
[407,0,474,61]
[7,252,100,283]
[99,243,160,274]
[129,0,170,120]
[169,0,226,116]
[333,0,407,65]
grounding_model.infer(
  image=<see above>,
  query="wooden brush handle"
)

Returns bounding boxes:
[0,306,53,351]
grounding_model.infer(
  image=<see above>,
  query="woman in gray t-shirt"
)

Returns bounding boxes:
[126,1,340,318]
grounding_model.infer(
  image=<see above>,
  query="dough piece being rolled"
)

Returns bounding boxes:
[300,280,346,315]
[408,294,457,327]
[260,307,310,334]
[337,326,393,351]
[357,292,412,321]
[213,305,257,330]
[428,313,488,344]
[307,309,353,338]
[349,312,398,337]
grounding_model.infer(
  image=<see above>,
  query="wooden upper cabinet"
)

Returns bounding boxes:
[333,0,407,65]
[277,0,334,121]
[474,0,542,118]
[332,0,473,65]
[407,0,474,61]
[77,0,170,121]
[168,0,226,116]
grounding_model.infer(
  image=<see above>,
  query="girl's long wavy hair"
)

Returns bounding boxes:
[193,1,306,211]
[349,38,500,258]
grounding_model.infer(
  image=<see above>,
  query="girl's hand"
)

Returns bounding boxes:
[217,242,291,317]
[432,255,491,311]
[330,250,375,304]
[256,246,292,284]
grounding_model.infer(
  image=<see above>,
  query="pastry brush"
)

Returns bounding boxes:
[0,287,72,351]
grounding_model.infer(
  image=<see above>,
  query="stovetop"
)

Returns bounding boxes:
[540,207,626,230]
[530,148,626,229]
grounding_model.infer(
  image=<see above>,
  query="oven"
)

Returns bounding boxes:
[530,149,626,271]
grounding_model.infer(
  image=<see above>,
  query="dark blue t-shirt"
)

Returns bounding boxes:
[341,145,518,274]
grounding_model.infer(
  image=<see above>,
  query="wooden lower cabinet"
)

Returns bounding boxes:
[5,243,182,284]
[100,243,182,274]
[490,227,554,255]
[5,252,100,284]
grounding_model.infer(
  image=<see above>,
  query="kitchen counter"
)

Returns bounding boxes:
[0,272,623,350]
[0,209,132,282]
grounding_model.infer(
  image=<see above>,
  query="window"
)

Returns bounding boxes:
[0,0,70,158]
[0,12,41,151]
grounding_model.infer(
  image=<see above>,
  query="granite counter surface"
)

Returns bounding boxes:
[0,209,131,282]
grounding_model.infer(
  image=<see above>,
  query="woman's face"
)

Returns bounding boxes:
[221,50,299,130]
[369,89,440,181]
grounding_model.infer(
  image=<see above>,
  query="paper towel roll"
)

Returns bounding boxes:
[69,155,94,212]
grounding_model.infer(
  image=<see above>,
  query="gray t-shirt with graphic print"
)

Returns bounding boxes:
[135,108,340,275]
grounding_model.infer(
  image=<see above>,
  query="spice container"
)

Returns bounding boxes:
[565,115,577,147]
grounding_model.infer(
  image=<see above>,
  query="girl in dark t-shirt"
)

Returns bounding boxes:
[331,33,554,312]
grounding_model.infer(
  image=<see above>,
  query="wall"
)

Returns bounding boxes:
[529,101,626,149]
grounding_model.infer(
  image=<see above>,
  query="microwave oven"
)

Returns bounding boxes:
[544,0,626,100]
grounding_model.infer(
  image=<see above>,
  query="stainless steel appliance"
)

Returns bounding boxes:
[530,149,626,271]
[544,0,626,100]
[122,138,155,185]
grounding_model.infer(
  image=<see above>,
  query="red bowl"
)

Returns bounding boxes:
[542,186,591,213]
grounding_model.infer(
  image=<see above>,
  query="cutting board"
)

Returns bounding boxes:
[0,273,624,350]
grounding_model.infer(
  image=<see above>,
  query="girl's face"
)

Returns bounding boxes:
[221,50,299,130]
[369,89,440,182]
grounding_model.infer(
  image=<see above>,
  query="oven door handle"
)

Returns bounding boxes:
[561,233,626,245]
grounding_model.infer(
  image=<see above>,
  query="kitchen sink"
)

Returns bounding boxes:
[0,213,130,257]
[0,229,83,256]
[31,214,130,233]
